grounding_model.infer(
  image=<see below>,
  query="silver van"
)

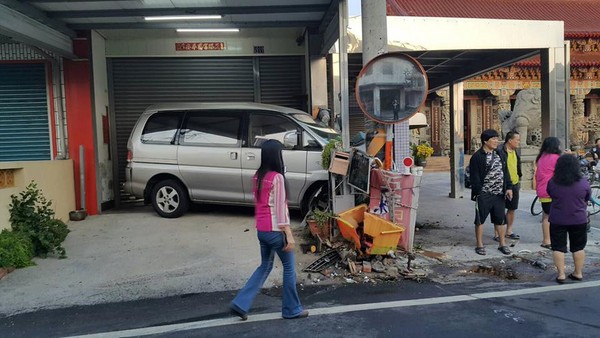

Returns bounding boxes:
[124,102,338,218]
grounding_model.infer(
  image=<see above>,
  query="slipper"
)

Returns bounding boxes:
[540,243,552,250]
[505,233,520,240]
[475,247,486,255]
[493,236,500,242]
[568,273,583,281]
[555,277,566,284]
[498,246,511,255]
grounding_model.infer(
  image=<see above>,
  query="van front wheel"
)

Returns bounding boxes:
[151,179,189,218]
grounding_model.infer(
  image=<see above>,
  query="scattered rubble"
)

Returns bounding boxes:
[300,239,430,284]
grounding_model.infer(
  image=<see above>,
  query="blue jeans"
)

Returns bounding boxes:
[231,231,304,318]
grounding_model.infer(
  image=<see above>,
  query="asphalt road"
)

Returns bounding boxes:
[1,277,599,338]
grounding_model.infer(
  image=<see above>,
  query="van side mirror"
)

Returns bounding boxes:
[283,131,298,149]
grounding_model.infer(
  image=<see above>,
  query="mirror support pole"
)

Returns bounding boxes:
[449,82,465,199]
[361,0,388,160]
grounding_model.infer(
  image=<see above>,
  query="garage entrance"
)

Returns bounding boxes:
[109,55,305,199]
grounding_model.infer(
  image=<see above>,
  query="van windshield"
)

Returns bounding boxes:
[291,113,339,142]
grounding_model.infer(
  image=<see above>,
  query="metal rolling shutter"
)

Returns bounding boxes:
[259,56,305,110]
[110,56,305,188]
[110,57,254,186]
[0,63,50,161]
[348,53,367,139]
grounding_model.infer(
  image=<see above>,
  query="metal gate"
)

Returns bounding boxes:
[0,63,50,161]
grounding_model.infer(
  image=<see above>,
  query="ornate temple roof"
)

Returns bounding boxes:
[387,0,600,69]
[387,0,600,34]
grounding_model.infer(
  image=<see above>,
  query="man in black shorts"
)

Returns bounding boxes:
[469,129,514,256]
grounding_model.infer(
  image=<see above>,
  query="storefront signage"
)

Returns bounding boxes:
[175,42,225,51]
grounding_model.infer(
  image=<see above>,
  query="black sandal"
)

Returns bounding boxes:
[498,246,511,255]
[475,247,486,255]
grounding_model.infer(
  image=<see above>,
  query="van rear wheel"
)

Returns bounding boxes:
[151,179,189,218]
[301,183,329,216]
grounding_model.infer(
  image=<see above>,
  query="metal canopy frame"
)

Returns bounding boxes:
[0,0,341,57]
[347,15,565,93]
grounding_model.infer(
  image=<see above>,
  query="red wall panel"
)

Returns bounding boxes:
[63,59,98,215]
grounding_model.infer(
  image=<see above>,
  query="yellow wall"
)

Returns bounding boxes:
[0,160,76,230]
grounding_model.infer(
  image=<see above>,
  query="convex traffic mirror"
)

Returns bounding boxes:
[355,53,428,124]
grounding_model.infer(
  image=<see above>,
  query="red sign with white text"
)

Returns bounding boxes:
[176,42,225,51]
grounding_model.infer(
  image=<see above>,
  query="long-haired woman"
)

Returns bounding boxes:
[230,139,308,320]
[547,154,590,283]
[535,137,562,249]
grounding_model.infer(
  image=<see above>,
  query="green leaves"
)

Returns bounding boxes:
[0,230,34,268]
[9,181,69,258]
[322,137,343,170]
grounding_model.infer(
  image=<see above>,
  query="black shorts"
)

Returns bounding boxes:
[475,193,506,226]
[505,183,520,210]
[542,201,552,215]
[550,223,588,253]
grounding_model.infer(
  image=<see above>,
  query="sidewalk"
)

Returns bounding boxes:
[0,172,598,316]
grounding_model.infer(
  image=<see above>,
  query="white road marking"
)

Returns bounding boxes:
[65,280,600,338]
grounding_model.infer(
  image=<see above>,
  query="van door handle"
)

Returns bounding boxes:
[247,153,256,161]
[230,152,238,160]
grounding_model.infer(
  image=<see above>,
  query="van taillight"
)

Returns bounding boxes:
[127,150,132,162]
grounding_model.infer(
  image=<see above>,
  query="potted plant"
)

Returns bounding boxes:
[307,209,336,240]
[411,141,434,167]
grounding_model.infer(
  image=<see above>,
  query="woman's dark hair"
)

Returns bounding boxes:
[551,154,582,186]
[255,139,287,201]
[536,136,561,163]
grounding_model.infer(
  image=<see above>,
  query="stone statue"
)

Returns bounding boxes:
[500,89,542,147]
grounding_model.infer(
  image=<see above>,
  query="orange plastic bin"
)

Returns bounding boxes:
[335,204,405,255]
[335,204,367,250]
[363,212,404,255]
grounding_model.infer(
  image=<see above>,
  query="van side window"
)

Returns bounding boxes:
[181,114,241,146]
[249,114,298,149]
[141,112,182,144]
[302,131,320,149]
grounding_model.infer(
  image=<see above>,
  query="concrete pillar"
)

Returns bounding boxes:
[449,82,465,199]
[309,56,328,110]
[540,43,569,147]
[338,0,350,149]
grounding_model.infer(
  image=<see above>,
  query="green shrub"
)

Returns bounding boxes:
[0,230,34,268]
[9,182,70,258]
[321,137,342,170]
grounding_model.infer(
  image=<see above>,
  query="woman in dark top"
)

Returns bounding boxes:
[547,154,591,284]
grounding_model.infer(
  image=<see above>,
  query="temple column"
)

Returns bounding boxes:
[570,88,591,149]
[490,89,515,136]
[436,88,450,155]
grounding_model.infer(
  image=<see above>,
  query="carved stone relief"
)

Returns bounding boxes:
[436,89,450,155]
[571,93,587,148]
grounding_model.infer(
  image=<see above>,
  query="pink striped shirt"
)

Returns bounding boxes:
[253,171,290,232]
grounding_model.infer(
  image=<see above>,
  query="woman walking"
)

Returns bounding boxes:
[230,139,308,320]
[547,154,590,283]
[535,137,562,249]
